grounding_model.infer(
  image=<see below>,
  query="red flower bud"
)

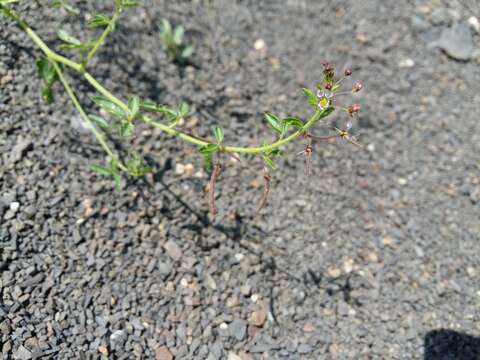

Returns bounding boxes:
[324,82,333,90]
[347,103,361,114]
[344,69,352,76]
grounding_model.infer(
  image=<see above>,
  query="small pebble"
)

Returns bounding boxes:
[398,58,415,68]
[254,39,266,50]
[10,202,20,212]
[249,310,267,327]
[468,16,479,33]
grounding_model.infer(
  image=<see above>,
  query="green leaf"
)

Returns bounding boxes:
[91,95,127,119]
[213,126,224,143]
[41,86,54,104]
[173,25,184,45]
[113,174,122,191]
[262,155,275,170]
[36,57,58,103]
[121,0,138,8]
[302,88,318,110]
[180,45,193,59]
[89,115,110,129]
[63,3,80,15]
[126,152,152,177]
[87,14,110,28]
[178,102,189,117]
[57,29,81,45]
[199,144,218,172]
[199,143,219,154]
[36,57,56,83]
[0,0,20,5]
[141,100,160,112]
[58,29,94,49]
[161,19,172,36]
[118,121,135,137]
[264,112,282,134]
[128,95,140,119]
[282,117,304,129]
[318,106,334,120]
[91,164,112,176]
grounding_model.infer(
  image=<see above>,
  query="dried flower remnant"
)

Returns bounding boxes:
[352,82,363,93]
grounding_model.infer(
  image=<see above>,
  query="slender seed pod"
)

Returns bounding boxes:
[208,162,222,218]
[257,170,272,212]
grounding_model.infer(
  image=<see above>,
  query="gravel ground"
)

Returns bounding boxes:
[1,1,480,359]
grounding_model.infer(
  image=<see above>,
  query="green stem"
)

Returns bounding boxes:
[83,9,120,68]
[1,5,331,158]
[51,61,127,171]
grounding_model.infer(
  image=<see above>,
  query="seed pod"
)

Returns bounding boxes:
[352,82,363,93]
[208,162,222,218]
[257,171,272,212]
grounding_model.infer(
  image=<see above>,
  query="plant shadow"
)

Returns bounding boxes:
[424,329,480,360]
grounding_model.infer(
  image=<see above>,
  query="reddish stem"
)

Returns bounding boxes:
[257,171,272,212]
[208,162,222,218]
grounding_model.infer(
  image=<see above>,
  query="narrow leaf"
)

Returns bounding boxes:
[199,143,219,154]
[302,88,318,109]
[180,45,193,59]
[282,117,304,129]
[91,95,127,119]
[173,26,184,45]
[264,112,282,134]
[89,115,109,129]
[128,95,140,119]
[213,126,224,143]
[87,14,110,28]
[57,29,82,45]
[262,156,276,170]
[91,164,112,176]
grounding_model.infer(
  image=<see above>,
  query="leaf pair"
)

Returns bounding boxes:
[87,14,111,28]
[141,100,189,126]
[264,112,303,137]
[91,95,140,137]
[36,57,59,103]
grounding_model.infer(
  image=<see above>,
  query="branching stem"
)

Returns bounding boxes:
[51,61,127,171]
[1,5,331,158]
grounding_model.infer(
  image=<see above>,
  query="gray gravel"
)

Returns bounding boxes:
[1,0,480,359]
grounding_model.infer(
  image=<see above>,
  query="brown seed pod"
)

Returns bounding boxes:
[208,162,222,219]
[352,82,363,93]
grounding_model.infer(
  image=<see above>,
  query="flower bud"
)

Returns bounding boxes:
[347,103,361,115]
[352,82,363,93]
[324,82,333,90]
[344,69,352,76]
